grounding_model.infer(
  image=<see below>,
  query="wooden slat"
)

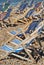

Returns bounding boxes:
[11,53,33,62]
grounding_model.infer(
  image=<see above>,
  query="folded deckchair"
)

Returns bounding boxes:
[0,20,44,60]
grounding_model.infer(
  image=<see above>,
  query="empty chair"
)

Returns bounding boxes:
[0,21,44,60]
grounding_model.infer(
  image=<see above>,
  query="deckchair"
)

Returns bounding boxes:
[0,20,44,61]
[7,20,43,52]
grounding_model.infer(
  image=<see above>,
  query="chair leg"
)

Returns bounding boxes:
[23,48,36,63]
[10,53,32,62]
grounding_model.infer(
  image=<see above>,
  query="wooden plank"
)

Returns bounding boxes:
[11,53,32,62]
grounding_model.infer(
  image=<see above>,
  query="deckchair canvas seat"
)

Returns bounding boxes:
[10,28,22,35]
[0,45,14,52]
[11,39,22,44]
[10,31,17,35]
[0,45,23,53]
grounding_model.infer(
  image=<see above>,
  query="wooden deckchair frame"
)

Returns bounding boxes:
[0,20,44,61]
[10,20,44,62]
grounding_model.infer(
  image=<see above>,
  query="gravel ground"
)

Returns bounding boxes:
[0,57,44,65]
